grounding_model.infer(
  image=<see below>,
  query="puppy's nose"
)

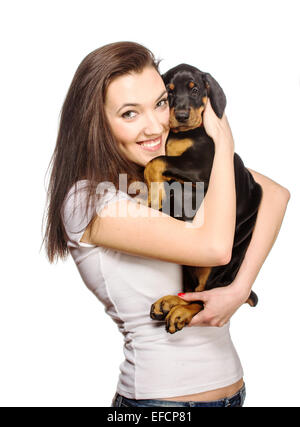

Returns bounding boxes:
[175,110,190,122]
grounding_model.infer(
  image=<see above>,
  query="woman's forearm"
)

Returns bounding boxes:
[231,168,290,300]
[203,143,236,257]
[192,141,236,263]
[191,102,236,261]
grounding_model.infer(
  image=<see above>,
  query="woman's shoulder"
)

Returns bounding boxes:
[62,179,136,247]
[62,179,134,224]
[65,179,89,199]
[64,179,133,202]
[61,180,93,242]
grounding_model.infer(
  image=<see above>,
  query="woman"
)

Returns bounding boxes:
[43,41,290,407]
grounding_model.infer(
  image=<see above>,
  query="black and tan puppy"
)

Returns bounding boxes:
[145,64,262,333]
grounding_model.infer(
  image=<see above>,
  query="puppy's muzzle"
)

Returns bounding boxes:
[175,109,190,122]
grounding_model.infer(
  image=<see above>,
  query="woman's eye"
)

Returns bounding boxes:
[122,111,137,119]
[157,98,168,108]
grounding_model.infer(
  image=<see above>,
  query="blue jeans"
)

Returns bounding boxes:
[111,384,246,407]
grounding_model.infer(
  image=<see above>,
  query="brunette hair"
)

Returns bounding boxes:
[42,41,161,263]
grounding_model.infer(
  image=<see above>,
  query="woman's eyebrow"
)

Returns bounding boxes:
[116,90,168,114]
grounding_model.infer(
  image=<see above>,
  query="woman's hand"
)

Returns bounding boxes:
[203,99,235,151]
[178,283,249,327]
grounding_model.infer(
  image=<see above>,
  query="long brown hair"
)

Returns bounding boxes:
[42,41,161,263]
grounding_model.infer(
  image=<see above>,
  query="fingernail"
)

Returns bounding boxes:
[178,293,185,297]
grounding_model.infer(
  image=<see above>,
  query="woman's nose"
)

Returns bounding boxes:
[143,112,164,136]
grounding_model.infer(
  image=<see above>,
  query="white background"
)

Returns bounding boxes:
[0,0,299,407]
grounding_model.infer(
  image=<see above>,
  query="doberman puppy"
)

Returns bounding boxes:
[146,64,262,334]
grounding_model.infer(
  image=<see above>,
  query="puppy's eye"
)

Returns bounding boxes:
[191,87,199,95]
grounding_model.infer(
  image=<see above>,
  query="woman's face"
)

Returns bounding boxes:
[105,66,170,167]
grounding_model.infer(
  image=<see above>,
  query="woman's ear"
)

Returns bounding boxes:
[203,73,226,118]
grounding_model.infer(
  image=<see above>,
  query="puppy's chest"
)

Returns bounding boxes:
[166,131,215,180]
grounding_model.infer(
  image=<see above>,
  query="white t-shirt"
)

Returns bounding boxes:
[61,180,243,399]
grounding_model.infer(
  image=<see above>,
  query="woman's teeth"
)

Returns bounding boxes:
[139,137,162,151]
[142,140,160,147]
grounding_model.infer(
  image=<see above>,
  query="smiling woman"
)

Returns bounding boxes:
[104,67,170,166]
[43,42,162,262]
[43,41,290,407]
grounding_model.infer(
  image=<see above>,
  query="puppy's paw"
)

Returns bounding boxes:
[148,182,166,210]
[165,305,194,334]
[165,303,203,334]
[150,295,188,320]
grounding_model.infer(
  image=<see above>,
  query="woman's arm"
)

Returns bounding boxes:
[81,100,236,267]
[179,170,290,327]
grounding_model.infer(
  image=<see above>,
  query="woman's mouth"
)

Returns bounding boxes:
[137,136,162,152]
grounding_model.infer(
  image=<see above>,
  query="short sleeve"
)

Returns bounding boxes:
[61,180,132,248]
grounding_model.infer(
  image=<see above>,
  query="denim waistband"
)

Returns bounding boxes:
[112,383,246,407]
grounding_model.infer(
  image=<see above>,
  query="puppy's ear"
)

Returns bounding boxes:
[162,71,169,85]
[203,73,226,118]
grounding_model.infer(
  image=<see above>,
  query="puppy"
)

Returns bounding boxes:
[145,64,262,333]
